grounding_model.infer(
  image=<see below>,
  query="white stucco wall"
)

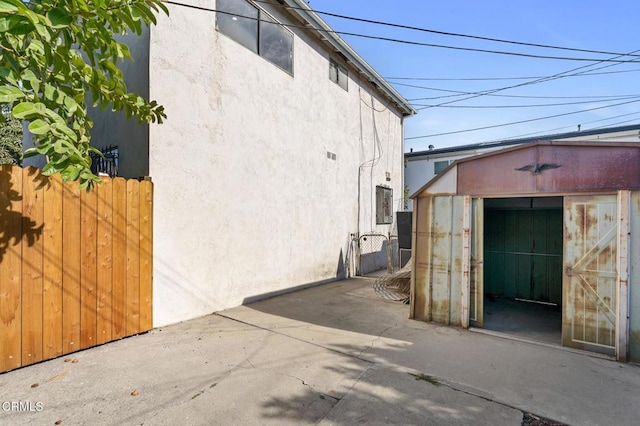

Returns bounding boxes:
[144,0,406,326]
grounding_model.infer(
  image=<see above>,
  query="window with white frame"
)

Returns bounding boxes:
[376,186,393,224]
[329,59,348,90]
[216,0,294,74]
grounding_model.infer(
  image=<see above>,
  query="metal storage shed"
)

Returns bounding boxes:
[409,141,640,362]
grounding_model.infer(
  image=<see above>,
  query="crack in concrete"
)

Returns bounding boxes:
[275,372,342,405]
[356,323,397,359]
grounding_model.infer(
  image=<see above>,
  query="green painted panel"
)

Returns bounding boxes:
[503,253,517,298]
[532,210,547,253]
[548,256,563,305]
[516,254,531,299]
[504,211,518,252]
[517,210,532,252]
[484,205,562,304]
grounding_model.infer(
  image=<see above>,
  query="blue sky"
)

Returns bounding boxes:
[313,0,640,152]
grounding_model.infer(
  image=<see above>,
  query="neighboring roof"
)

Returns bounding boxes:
[405,123,640,158]
[411,140,640,198]
[283,0,417,117]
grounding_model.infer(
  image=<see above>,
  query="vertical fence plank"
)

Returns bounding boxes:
[112,178,127,340]
[0,165,23,370]
[96,179,113,345]
[139,180,153,332]
[43,173,63,359]
[21,168,44,366]
[126,180,140,335]
[62,181,81,354]
[80,188,97,349]
[0,169,153,373]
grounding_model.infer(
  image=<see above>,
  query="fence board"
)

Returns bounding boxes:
[139,181,153,332]
[62,181,81,354]
[0,166,23,371]
[96,180,113,344]
[112,178,127,340]
[21,168,44,366]
[80,188,98,349]
[126,180,140,335]
[42,174,63,359]
[0,166,153,372]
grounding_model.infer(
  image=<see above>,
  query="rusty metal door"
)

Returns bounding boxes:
[563,195,618,356]
[468,198,484,328]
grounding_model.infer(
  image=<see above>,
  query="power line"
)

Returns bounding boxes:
[405,98,640,140]
[164,1,640,63]
[485,112,640,142]
[397,82,640,99]
[256,0,640,59]
[386,69,640,81]
[408,92,640,101]
[411,96,640,109]
[418,48,640,109]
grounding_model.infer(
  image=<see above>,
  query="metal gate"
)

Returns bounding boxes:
[357,233,395,275]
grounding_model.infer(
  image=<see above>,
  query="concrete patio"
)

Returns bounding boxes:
[1,277,638,425]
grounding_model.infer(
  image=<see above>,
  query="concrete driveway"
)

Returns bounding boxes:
[1,277,638,425]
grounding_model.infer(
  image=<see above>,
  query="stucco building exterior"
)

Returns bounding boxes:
[87,0,415,326]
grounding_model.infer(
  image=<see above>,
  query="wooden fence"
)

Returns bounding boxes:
[0,165,153,373]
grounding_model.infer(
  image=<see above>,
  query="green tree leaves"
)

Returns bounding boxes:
[0,0,168,189]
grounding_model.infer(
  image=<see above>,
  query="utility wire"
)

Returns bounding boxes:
[386,68,640,81]
[408,92,640,101]
[405,98,640,140]
[486,112,640,141]
[256,0,640,59]
[417,48,640,110]
[398,82,640,99]
[164,1,640,63]
[411,96,640,109]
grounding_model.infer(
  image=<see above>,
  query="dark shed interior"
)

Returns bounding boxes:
[482,197,562,344]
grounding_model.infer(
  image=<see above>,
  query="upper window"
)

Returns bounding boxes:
[217,0,294,74]
[376,186,393,224]
[434,160,451,175]
[330,60,348,91]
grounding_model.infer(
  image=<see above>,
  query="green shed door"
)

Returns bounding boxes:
[563,195,618,356]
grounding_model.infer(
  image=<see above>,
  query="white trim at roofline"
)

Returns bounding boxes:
[283,0,417,117]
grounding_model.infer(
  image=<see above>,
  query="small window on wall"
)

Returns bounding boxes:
[216,0,294,74]
[330,60,348,90]
[215,0,259,53]
[434,160,451,175]
[376,186,393,224]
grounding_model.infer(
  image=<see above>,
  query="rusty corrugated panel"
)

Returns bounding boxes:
[563,195,617,357]
[412,197,433,322]
[457,146,538,195]
[536,145,640,193]
[411,195,466,326]
[456,143,640,196]
[630,191,640,363]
